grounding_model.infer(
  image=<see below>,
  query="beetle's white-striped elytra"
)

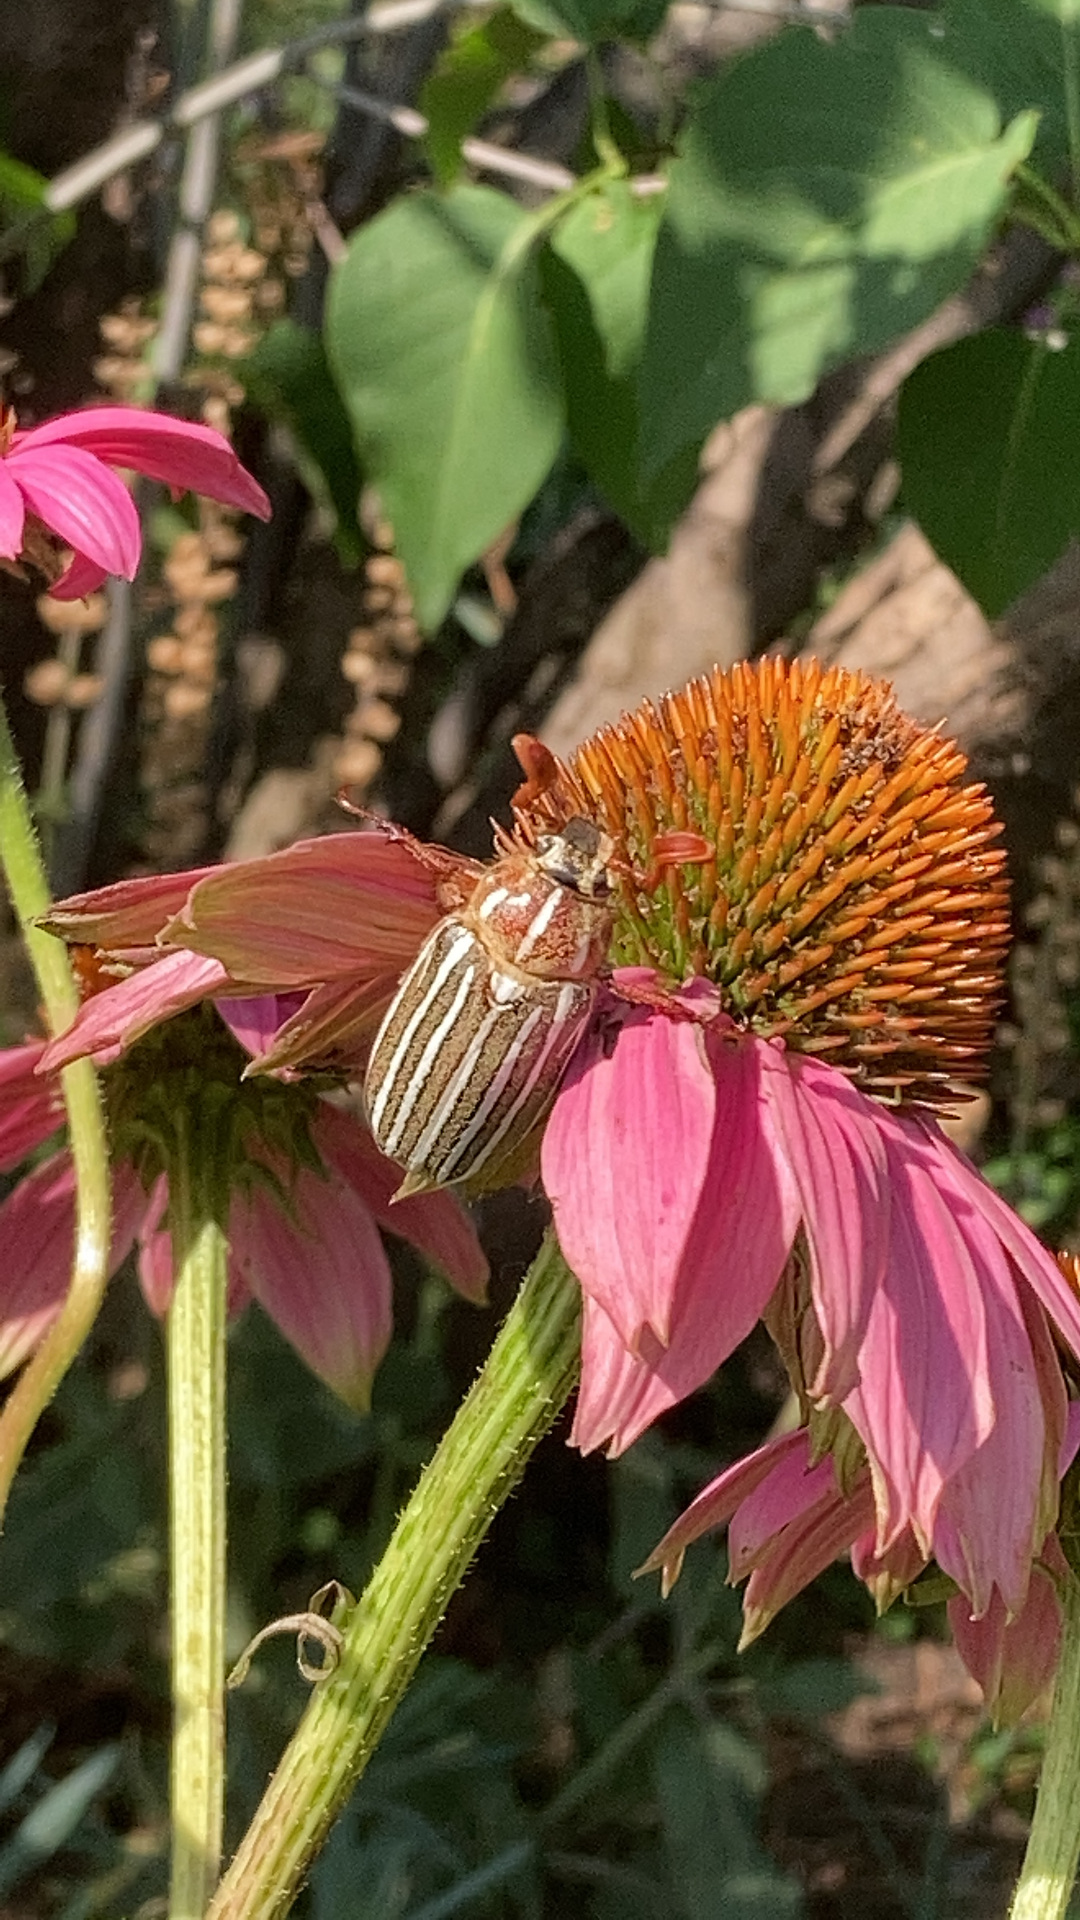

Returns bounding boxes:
[364,816,616,1197]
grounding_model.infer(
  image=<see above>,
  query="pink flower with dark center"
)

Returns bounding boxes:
[0,1026,486,1410]
[0,403,270,598]
[40,657,1080,1650]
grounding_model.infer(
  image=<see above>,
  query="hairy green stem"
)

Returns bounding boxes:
[208,1232,582,1920]
[0,686,111,1523]
[1010,1571,1080,1920]
[167,1108,229,1920]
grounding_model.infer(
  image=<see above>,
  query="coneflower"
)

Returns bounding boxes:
[41,656,1080,1672]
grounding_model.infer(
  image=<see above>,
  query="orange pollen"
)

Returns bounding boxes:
[512,656,1010,1113]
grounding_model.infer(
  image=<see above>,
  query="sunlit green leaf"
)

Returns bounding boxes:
[640,10,1037,475]
[326,184,564,630]
[543,178,697,547]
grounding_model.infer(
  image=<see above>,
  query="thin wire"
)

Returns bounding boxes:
[333,82,577,191]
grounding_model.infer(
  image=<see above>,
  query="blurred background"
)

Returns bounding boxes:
[1,0,1079,1912]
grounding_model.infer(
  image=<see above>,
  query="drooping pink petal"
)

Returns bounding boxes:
[167,833,441,986]
[949,1548,1065,1726]
[136,1171,252,1320]
[760,1049,890,1401]
[0,461,25,559]
[932,1280,1062,1617]
[135,1174,172,1316]
[0,1040,63,1168]
[570,1296,663,1455]
[0,1153,146,1376]
[851,1522,930,1597]
[926,1120,1080,1365]
[311,1101,488,1302]
[0,1154,80,1374]
[5,444,142,578]
[842,1117,995,1557]
[641,1031,801,1388]
[726,1436,855,1582]
[48,552,110,601]
[41,949,228,1071]
[13,407,270,519]
[552,1022,798,1446]
[42,866,218,948]
[544,1006,717,1349]
[230,1165,393,1411]
[741,1473,875,1645]
[638,1429,815,1590]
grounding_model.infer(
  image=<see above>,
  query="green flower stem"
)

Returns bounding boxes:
[208,1231,582,1920]
[167,1106,230,1920]
[0,685,111,1524]
[1010,1571,1080,1920]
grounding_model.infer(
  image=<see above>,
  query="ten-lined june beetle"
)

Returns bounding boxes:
[364,816,616,1198]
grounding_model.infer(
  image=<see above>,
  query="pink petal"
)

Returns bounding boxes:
[246,977,396,1075]
[851,1523,929,1595]
[570,1295,664,1455]
[728,1437,851,1580]
[168,833,441,985]
[949,1556,1063,1726]
[312,1101,488,1302]
[41,950,228,1070]
[842,1118,995,1556]
[636,1032,800,1401]
[216,993,307,1059]
[639,1425,875,1633]
[552,1023,798,1448]
[230,1166,393,1411]
[0,1039,63,1168]
[741,1473,874,1644]
[136,1172,252,1320]
[932,1280,1062,1616]
[13,407,270,519]
[927,1120,1080,1365]
[135,1175,172,1315]
[47,552,110,600]
[760,1050,890,1401]
[42,865,219,948]
[5,444,141,578]
[0,462,25,558]
[0,1154,79,1374]
[543,1006,717,1349]
[638,1429,814,1587]
[0,1153,145,1376]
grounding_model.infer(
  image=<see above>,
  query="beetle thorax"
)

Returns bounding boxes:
[465,819,615,982]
